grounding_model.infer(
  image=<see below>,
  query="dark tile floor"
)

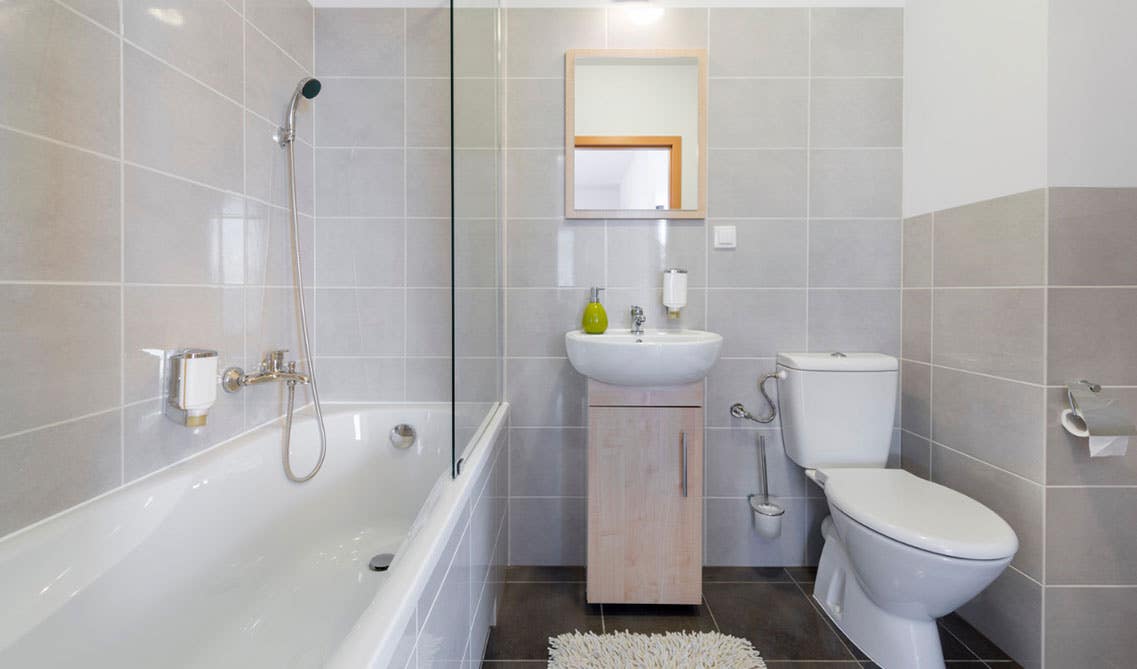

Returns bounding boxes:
[483,566,1022,668]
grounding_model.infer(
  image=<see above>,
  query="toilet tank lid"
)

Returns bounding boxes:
[777,352,898,372]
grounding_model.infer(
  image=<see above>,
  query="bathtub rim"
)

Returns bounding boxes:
[326,400,510,669]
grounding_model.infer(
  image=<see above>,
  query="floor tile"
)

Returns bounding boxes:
[785,566,819,583]
[481,663,546,668]
[703,566,792,582]
[703,582,856,661]
[503,565,586,582]
[602,603,718,634]
[765,663,863,668]
[939,613,1012,661]
[483,582,602,660]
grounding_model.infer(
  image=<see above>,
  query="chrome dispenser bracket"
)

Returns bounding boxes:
[1061,379,1135,457]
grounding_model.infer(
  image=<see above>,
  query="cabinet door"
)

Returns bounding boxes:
[587,406,703,604]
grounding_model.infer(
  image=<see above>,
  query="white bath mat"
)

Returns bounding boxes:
[547,630,766,669]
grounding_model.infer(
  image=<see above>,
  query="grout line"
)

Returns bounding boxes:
[118,0,126,486]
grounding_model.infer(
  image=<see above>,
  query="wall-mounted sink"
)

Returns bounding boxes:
[565,329,723,386]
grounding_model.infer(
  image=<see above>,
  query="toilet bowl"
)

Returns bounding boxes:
[810,468,1017,669]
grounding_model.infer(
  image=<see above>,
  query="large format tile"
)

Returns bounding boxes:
[807,289,900,356]
[508,497,586,566]
[902,214,932,288]
[406,7,449,77]
[506,219,604,288]
[810,78,902,148]
[122,393,245,482]
[902,289,931,362]
[58,0,120,32]
[932,288,1044,383]
[314,357,404,402]
[705,428,806,498]
[124,166,245,285]
[506,9,604,78]
[0,130,120,282]
[483,582,602,660]
[1045,586,1137,668]
[505,289,589,357]
[0,411,121,538]
[246,0,313,71]
[900,360,931,438]
[506,358,586,427]
[708,79,808,149]
[931,444,1044,580]
[406,219,452,288]
[810,8,902,76]
[1049,187,1137,286]
[958,566,1041,669]
[406,148,451,218]
[0,286,121,435]
[705,498,811,567]
[930,367,1044,482]
[709,8,808,76]
[809,149,901,218]
[706,358,781,428]
[808,220,900,288]
[933,190,1045,287]
[452,8,497,78]
[1046,487,1137,585]
[313,218,405,287]
[314,148,404,217]
[707,290,807,358]
[708,149,806,218]
[124,0,243,102]
[707,220,807,288]
[604,604,717,635]
[315,8,402,76]
[606,220,706,288]
[506,149,563,219]
[1046,387,1137,485]
[607,7,707,49]
[405,288,452,357]
[245,201,313,287]
[245,112,314,214]
[454,149,498,219]
[124,45,243,191]
[900,431,930,479]
[0,0,120,155]
[1048,287,1137,385]
[703,581,855,660]
[313,288,405,356]
[316,78,403,147]
[509,428,587,497]
[455,78,496,149]
[506,78,564,149]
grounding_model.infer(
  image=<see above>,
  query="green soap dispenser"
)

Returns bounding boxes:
[582,287,608,334]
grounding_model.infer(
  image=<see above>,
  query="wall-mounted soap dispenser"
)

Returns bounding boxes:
[165,349,219,427]
[663,268,687,319]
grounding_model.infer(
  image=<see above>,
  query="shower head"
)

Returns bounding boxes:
[277,77,322,147]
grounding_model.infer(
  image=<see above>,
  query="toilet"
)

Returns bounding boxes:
[776,352,1018,669]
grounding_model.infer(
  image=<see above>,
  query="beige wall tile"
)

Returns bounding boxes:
[901,360,931,438]
[901,289,931,362]
[900,431,930,479]
[934,190,1045,287]
[933,288,1044,383]
[1049,187,1137,286]
[902,214,932,288]
[1046,487,1137,584]
[958,567,1042,668]
[1045,587,1137,667]
[1048,287,1137,385]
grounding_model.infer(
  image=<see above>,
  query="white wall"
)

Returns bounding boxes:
[1047,0,1137,187]
[902,0,1048,217]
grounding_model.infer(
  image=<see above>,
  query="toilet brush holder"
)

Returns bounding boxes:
[748,434,785,539]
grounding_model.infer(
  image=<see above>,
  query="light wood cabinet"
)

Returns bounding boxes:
[586,380,703,604]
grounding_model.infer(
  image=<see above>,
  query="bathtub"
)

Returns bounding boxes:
[0,402,510,668]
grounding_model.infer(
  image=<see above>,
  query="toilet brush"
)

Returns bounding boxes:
[749,435,785,539]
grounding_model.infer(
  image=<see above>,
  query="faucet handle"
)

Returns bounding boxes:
[262,349,289,372]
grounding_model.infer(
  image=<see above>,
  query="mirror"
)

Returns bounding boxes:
[565,49,707,219]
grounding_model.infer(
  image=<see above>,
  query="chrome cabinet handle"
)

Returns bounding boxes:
[681,431,688,497]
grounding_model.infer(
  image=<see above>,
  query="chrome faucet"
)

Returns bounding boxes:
[222,350,310,392]
[630,305,646,335]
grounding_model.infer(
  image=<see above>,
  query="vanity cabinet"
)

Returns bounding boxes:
[586,380,703,605]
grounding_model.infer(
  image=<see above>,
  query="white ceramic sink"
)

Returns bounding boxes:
[565,329,723,386]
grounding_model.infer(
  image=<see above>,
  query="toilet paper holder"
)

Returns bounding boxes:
[1061,380,1135,457]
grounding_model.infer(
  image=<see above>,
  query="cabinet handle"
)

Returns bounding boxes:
[681,431,688,497]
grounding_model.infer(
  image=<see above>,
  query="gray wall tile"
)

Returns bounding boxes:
[406,7,449,77]
[933,288,1045,383]
[506,78,564,149]
[808,289,900,356]
[902,214,932,288]
[708,149,806,217]
[1045,587,1137,668]
[809,149,902,218]
[606,220,706,288]
[314,148,404,217]
[452,8,498,78]
[958,567,1042,669]
[0,411,121,538]
[506,289,589,357]
[506,149,563,219]
[0,1,120,154]
[808,220,900,288]
[509,428,587,497]
[318,78,404,147]
[506,358,586,428]
[59,0,120,32]
[1046,487,1137,584]
[810,8,902,76]
[406,357,451,401]
[931,367,1044,482]
[900,431,930,479]
[314,218,405,288]
[314,288,405,356]
[1049,187,1137,286]
[708,220,807,288]
[810,78,902,148]
[0,130,120,282]
[902,289,931,362]
[407,148,451,217]
[454,149,498,219]
[705,497,810,566]
[707,290,807,358]
[706,358,781,429]
[124,45,243,191]
[246,0,313,71]
[1048,287,1137,385]
[315,8,402,76]
[607,7,707,49]
[931,444,1043,580]
[509,497,586,565]
[123,394,245,482]
[605,286,706,332]
[709,79,808,148]
[506,219,604,288]
[405,288,452,357]
[709,8,808,76]
[407,219,452,288]
[316,357,404,402]
[506,8,604,78]
[901,360,931,438]
[454,78,497,149]
[705,428,805,498]
[933,190,1046,287]
[245,203,313,287]
[405,77,448,148]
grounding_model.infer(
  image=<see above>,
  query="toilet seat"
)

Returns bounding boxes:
[818,468,1018,560]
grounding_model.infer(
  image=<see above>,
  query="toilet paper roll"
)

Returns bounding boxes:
[1061,408,1131,457]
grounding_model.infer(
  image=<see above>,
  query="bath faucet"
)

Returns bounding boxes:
[222,350,310,392]
[630,305,646,335]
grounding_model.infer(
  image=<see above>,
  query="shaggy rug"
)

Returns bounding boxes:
[547,630,767,669]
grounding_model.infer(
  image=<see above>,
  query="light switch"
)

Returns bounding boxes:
[713,225,737,249]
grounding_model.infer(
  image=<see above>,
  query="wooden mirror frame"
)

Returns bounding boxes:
[565,49,708,220]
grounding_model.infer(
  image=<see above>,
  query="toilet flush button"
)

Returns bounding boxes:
[713,225,737,249]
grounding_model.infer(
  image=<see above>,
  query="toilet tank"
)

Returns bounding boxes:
[776,352,898,469]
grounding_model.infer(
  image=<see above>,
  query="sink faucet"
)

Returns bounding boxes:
[630,305,646,335]
[221,349,310,392]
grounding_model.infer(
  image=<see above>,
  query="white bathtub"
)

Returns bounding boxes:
[0,402,509,668]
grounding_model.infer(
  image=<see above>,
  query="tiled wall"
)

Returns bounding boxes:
[502,7,903,566]
[901,186,1137,668]
[0,0,317,539]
